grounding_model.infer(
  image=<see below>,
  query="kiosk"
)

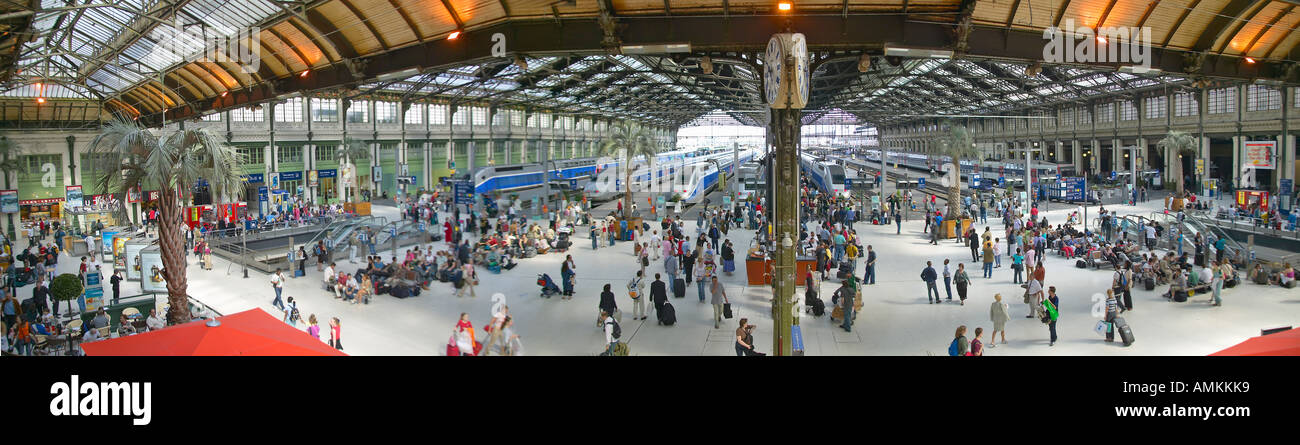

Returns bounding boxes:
[123,238,154,281]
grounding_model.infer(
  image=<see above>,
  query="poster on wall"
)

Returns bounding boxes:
[127,187,142,203]
[84,271,104,313]
[0,190,17,213]
[140,246,167,293]
[308,170,319,187]
[269,172,281,190]
[100,231,118,255]
[65,185,84,208]
[1243,141,1276,169]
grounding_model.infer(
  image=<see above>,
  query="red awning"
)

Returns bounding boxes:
[80,308,346,356]
[1209,328,1300,356]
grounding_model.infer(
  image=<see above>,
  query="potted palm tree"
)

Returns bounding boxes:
[930,122,980,238]
[1156,131,1197,212]
[87,119,245,324]
[595,122,657,233]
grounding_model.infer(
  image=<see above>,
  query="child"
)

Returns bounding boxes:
[971,327,984,356]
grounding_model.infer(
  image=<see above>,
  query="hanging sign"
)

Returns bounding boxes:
[0,190,17,213]
[65,185,84,208]
[308,170,319,187]
[269,172,281,189]
[127,187,142,203]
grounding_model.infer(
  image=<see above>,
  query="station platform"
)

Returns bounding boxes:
[15,198,1296,356]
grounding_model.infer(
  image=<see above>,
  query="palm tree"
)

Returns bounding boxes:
[338,137,370,203]
[1156,131,1198,208]
[929,122,980,219]
[87,119,245,325]
[596,121,656,217]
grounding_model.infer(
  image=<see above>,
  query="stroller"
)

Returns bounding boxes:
[537,274,562,298]
[554,230,572,252]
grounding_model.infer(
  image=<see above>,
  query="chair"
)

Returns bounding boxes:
[97,326,111,338]
[67,319,83,333]
[122,307,140,318]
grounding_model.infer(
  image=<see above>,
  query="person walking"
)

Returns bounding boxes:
[650,273,668,320]
[862,245,876,285]
[1011,248,1025,284]
[1103,289,1119,343]
[270,268,286,311]
[942,259,953,302]
[989,293,1009,347]
[1046,286,1060,346]
[664,253,679,286]
[694,258,710,303]
[1024,277,1043,319]
[838,280,855,332]
[561,255,576,298]
[921,261,940,304]
[1210,260,1225,307]
[597,284,618,328]
[970,327,985,356]
[328,317,342,350]
[954,263,970,305]
[968,229,980,262]
[981,241,994,278]
[709,275,727,329]
[628,270,647,321]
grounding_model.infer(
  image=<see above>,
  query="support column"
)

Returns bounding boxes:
[770,107,800,357]
[1232,135,1242,189]
[65,135,79,230]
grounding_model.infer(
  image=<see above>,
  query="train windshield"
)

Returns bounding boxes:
[829,166,846,183]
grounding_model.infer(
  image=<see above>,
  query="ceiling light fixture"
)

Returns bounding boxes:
[883,45,953,59]
[36,97,45,104]
[220,91,229,97]
[778,2,792,11]
[620,43,691,54]
[1244,57,1256,64]
[300,70,310,78]
[700,56,713,75]
[447,30,461,40]
[1025,61,1043,77]
[1118,65,1161,75]
[514,55,528,71]
[857,54,871,72]
[1096,36,1107,44]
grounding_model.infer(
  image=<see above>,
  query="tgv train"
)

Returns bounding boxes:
[583,148,756,203]
[862,149,1064,182]
[473,146,736,195]
[800,153,849,198]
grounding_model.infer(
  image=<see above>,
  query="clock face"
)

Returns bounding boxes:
[764,36,784,106]
[791,33,809,108]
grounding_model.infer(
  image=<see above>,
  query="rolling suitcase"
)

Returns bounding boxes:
[1172,290,1188,302]
[672,278,686,298]
[1113,316,1134,346]
[1075,260,1087,268]
[658,302,677,326]
[1143,277,1155,291]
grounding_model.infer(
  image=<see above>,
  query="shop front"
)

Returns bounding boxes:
[313,169,337,203]
[20,197,62,221]
[279,171,304,200]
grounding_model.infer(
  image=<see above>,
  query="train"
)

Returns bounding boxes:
[581,147,756,203]
[472,146,746,196]
[861,149,1065,183]
[800,153,849,198]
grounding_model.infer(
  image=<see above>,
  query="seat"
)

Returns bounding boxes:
[122,307,140,318]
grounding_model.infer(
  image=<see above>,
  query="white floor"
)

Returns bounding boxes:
[23,197,1300,356]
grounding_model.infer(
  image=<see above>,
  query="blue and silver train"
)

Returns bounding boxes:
[861,149,1064,182]
[800,153,849,198]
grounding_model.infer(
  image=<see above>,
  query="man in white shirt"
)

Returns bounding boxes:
[1145,225,1157,251]
[601,310,619,355]
[1025,278,1043,318]
[323,262,337,296]
[649,231,662,260]
[146,308,166,331]
[270,269,285,310]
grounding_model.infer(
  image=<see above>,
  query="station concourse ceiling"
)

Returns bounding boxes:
[1,1,1298,128]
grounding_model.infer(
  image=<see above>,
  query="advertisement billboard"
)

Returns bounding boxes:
[65,185,84,207]
[1243,141,1276,169]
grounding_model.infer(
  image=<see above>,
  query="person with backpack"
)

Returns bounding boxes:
[628,270,647,321]
[1112,265,1131,313]
[601,309,621,356]
[970,327,985,356]
[561,255,576,298]
[948,325,970,356]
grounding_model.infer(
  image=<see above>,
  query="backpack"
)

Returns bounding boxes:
[609,320,622,339]
[947,338,961,356]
